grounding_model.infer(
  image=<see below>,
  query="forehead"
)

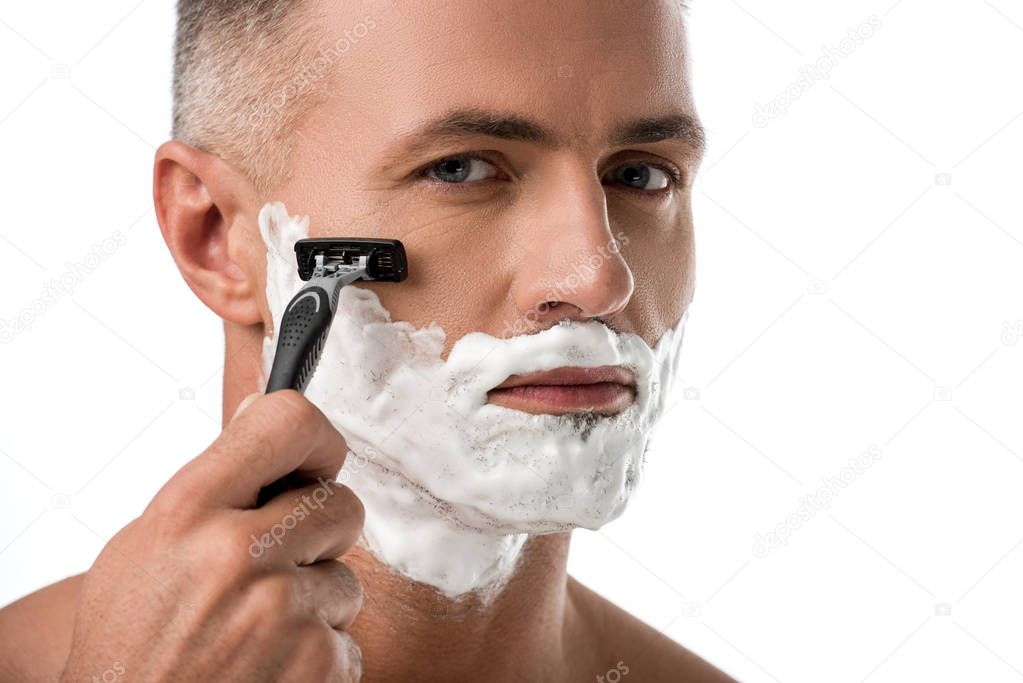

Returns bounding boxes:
[308,0,694,150]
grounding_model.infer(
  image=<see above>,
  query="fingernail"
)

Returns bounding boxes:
[230,392,261,423]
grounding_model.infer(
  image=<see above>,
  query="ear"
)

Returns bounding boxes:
[152,140,263,326]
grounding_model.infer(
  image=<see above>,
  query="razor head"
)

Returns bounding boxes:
[295,238,408,282]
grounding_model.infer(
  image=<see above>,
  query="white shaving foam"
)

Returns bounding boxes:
[258,202,688,599]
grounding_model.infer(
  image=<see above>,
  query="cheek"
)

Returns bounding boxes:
[233,220,277,331]
[352,208,520,357]
[259,185,514,352]
[614,207,695,344]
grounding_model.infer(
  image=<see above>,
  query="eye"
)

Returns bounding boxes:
[423,154,501,184]
[604,161,681,193]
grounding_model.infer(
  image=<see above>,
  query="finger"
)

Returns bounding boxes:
[285,624,362,683]
[172,390,349,509]
[250,479,365,564]
[297,560,364,630]
[331,630,363,682]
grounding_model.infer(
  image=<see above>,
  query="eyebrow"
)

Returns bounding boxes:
[379,107,706,169]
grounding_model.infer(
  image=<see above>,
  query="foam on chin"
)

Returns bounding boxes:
[258,202,688,599]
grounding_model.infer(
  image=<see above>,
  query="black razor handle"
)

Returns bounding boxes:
[257,283,335,505]
[265,284,335,394]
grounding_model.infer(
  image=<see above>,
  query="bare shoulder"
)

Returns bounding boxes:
[566,576,736,683]
[0,573,83,682]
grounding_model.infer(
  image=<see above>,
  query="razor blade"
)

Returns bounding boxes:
[295,238,407,282]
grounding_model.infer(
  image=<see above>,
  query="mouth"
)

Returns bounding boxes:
[486,365,637,416]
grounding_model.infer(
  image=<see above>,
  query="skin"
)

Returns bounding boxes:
[0,0,735,680]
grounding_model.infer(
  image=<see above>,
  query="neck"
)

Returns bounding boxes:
[223,321,577,682]
[221,320,267,423]
[346,534,573,682]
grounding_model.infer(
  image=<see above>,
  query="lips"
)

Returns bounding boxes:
[487,365,636,415]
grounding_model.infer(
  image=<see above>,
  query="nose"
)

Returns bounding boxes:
[511,162,634,328]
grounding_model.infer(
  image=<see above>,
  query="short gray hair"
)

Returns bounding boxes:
[172,0,325,197]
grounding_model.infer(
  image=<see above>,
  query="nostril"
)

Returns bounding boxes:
[537,301,572,319]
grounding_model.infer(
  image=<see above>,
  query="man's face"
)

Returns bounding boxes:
[250,0,701,362]
[231,0,701,595]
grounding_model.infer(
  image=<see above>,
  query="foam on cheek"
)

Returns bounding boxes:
[258,202,687,599]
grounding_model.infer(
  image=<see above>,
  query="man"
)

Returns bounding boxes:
[0,0,733,680]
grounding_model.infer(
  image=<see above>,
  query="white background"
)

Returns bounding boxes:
[2,1,1022,681]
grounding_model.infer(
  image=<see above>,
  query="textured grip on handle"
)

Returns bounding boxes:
[265,285,334,394]
[257,285,335,506]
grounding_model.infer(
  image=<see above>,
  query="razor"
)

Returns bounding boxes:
[257,237,406,506]
[264,237,408,394]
